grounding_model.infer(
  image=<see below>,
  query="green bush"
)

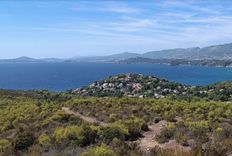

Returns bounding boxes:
[100,123,128,143]
[38,134,51,147]
[81,144,116,156]
[0,139,10,150]
[80,124,97,146]
[54,125,96,147]
[124,118,148,140]
[13,131,35,150]
[185,121,209,135]
[163,111,176,122]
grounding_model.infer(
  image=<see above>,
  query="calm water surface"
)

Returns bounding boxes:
[0,62,232,91]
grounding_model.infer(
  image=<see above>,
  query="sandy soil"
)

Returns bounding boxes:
[137,120,191,154]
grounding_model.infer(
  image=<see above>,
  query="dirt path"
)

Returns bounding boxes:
[137,120,191,154]
[62,107,108,127]
[62,107,191,154]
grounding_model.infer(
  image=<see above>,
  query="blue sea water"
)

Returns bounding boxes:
[0,62,232,91]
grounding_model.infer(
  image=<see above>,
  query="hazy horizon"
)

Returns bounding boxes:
[1,0,232,59]
[1,41,232,60]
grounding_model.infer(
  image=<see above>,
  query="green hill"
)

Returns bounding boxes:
[73,73,189,98]
[0,75,232,156]
[73,73,232,102]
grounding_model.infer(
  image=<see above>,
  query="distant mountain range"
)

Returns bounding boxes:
[119,57,232,67]
[0,57,42,63]
[75,42,232,61]
[70,52,141,62]
[1,42,232,63]
[0,57,65,63]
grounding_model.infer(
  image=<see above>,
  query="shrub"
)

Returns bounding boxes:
[69,116,83,125]
[175,132,189,146]
[54,125,96,147]
[222,138,232,151]
[81,144,116,156]
[79,124,97,146]
[153,117,161,123]
[38,134,51,147]
[27,145,43,156]
[0,139,10,150]
[163,111,176,122]
[49,111,71,122]
[109,113,117,122]
[150,146,163,156]
[215,127,223,136]
[13,131,35,150]
[53,127,67,143]
[155,126,174,143]
[100,123,128,143]
[124,118,148,140]
[185,121,209,135]
[185,120,210,143]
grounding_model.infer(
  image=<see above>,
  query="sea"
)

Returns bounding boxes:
[0,62,232,91]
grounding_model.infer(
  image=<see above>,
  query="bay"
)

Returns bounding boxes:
[0,62,231,91]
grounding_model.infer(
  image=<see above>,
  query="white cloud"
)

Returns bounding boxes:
[99,6,142,14]
[185,16,232,24]
[106,18,156,32]
[160,0,193,8]
[7,0,232,55]
[71,1,142,14]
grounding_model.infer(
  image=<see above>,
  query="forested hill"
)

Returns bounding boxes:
[72,42,232,62]
[119,57,232,68]
[73,73,232,101]
[73,73,189,98]
[142,43,232,60]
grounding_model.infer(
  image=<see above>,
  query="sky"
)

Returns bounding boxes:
[0,0,232,59]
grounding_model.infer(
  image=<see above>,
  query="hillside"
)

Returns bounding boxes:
[119,57,232,67]
[141,43,232,60]
[73,73,232,102]
[73,42,232,62]
[143,47,200,59]
[73,73,189,98]
[2,43,232,64]
[0,57,44,63]
[0,57,64,63]
[0,89,231,156]
[198,43,232,60]
[69,52,141,63]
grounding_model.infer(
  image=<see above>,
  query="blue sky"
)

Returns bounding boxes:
[0,0,232,58]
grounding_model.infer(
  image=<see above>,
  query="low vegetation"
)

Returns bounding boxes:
[0,74,232,156]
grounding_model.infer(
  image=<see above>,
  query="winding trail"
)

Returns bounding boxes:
[138,120,167,152]
[62,107,108,127]
[138,120,191,155]
[62,107,191,154]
